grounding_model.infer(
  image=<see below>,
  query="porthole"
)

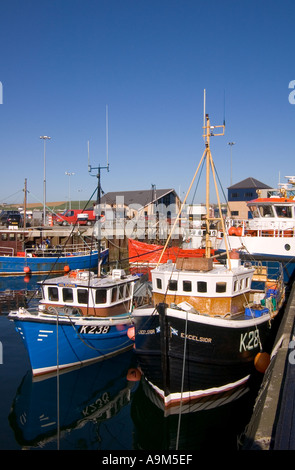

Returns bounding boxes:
[285,244,291,251]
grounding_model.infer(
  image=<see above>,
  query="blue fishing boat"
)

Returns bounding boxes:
[9,268,137,376]
[0,225,108,276]
[0,246,107,276]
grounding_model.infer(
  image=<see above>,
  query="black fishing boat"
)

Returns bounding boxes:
[131,100,285,410]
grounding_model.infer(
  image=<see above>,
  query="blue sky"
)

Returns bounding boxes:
[0,0,294,206]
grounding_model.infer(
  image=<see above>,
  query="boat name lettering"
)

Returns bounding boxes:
[82,392,110,418]
[180,332,212,343]
[239,330,260,352]
[138,329,156,335]
[78,325,110,335]
[57,283,76,287]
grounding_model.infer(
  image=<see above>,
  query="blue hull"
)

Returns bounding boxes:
[13,313,133,376]
[8,350,136,448]
[0,249,108,276]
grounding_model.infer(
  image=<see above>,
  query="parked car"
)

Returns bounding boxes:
[0,210,22,227]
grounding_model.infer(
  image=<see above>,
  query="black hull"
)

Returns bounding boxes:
[134,304,273,406]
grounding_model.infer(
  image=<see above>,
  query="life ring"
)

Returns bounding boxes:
[228,226,243,236]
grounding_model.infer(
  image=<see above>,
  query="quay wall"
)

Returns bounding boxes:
[242,280,295,450]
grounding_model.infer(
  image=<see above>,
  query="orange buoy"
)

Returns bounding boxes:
[64,265,70,274]
[254,352,270,373]
[127,326,135,341]
[23,266,31,274]
[127,368,141,382]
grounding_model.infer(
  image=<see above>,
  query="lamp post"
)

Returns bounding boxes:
[40,136,51,225]
[228,142,235,186]
[65,171,75,210]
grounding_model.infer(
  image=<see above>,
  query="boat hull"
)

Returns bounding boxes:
[0,249,107,276]
[219,235,295,282]
[133,304,276,408]
[10,311,133,376]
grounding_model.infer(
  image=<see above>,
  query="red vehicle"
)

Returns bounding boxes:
[53,208,96,226]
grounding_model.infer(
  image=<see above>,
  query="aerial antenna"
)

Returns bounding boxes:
[106,104,109,171]
[88,105,110,277]
[87,140,90,172]
[223,89,226,127]
[203,89,206,142]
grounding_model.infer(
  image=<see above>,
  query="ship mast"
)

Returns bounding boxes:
[157,91,231,268]
[202,104,231,266]
[88,106,110,276]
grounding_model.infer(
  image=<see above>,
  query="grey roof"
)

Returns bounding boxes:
[228,177,272,190]
[100,189,177,207]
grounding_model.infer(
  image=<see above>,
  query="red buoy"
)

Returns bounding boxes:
[127,368,141,382]
[64,265,70,273]
[127,326,135,341]
[23,266,31,274]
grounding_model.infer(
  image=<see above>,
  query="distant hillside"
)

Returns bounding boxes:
[0,200,96,211]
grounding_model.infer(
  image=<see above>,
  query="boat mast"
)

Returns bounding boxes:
[202,94,231,266]
[23,178,27,230]
[157,91,231,266]
[88,106,110,276]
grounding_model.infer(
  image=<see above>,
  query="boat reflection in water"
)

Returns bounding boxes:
[131,374,257,451]
[8,350,137,450]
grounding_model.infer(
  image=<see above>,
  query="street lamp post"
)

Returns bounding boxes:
[65,171,75,210]
[228,142,235,186]
[40,136,51,225]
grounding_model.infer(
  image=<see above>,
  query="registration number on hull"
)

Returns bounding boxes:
[78,325,110,335]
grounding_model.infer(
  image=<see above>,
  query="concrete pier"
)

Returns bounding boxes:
[242,281,295,449]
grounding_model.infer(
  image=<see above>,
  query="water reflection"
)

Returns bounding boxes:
[131,376,259,451]
[9,350,138,450]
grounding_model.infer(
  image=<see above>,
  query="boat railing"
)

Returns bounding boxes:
[24,242,99,258]
[0,246,14,256]
[227,219,295,238]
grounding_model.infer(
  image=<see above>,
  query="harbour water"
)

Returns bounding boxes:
[0,275,263,451]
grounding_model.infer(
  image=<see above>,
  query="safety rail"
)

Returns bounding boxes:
[24,243,99,258]
[0,246,15,256]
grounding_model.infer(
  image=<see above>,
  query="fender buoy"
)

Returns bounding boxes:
[127,368,141,382]
[254,352,270,373]
[23,266,31,274]
[64,265,70,274]
[127,326,135,341]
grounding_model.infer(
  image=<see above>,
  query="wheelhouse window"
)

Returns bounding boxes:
[216,282,227,293]
[48,286,59,301]
[258,205,274,217]
[249,205,260,218]
[275,205,292,218]
[96,288,107,304]
[118,284,125,299]
[197,281,207,293]
[168,280,178,291]
[63,287,73,302]
[77,289,88,304]
[183,280,192,292]
[111,288,117,302]
[156,278,162,289]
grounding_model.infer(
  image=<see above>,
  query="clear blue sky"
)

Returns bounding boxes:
[0,0,294,206]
